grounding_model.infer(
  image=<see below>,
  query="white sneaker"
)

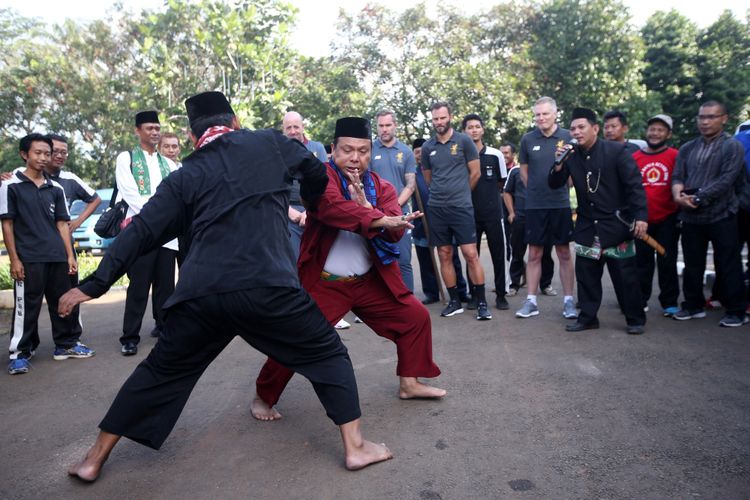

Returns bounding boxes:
[353,316,364,324]
[334,319,351,329]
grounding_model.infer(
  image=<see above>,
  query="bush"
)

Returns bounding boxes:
[0,263,11,290]
[0,253,129,290]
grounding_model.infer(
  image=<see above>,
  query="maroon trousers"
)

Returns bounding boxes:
[256,271,441,406]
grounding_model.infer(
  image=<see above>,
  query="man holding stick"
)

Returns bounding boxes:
[549,107,648,334]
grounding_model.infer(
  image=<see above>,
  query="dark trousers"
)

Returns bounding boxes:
[576,255,645,326]
[738,208,750,283]
[415,245,467,300]
[635,213,680,309]
[68,267,83,338]
[8,262,77,359]
[508,217,553,288]
[100,287,360,450]
[468,217,506,296]
[681,216,747,316]
[121,247,177,345]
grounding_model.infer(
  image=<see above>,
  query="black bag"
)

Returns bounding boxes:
[94,184,128,238]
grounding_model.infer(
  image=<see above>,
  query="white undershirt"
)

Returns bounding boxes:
[115,149,178,251]
[323,230,372,276]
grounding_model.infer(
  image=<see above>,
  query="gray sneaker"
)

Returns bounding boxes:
[563,299,578,319]
[542,285,558,296]
[515,299,539,318]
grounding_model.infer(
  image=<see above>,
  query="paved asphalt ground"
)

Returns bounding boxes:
[1,247,749,499]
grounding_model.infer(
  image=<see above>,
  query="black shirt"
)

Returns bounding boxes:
[549,139,647,248]
[49,171,98,208]
[0,171,70,263]
[471,146,504,221]
[79,129,328,308]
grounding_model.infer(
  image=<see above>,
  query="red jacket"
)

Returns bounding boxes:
[298,164,411,302]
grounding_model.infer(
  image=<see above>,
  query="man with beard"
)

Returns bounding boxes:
[411,138,469,304]
[251,117,445,422]
[60,92,393,481]
[422,102,491,320]
[549,107,648,334]
[632,115,680,316]
[115,111,179,354]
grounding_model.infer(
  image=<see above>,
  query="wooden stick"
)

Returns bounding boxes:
[413,181,445,302]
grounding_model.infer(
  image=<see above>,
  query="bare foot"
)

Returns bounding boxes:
[251,396,282,421]
[399,378,447,399]
[345,440,393,471]
[68,453,105,482]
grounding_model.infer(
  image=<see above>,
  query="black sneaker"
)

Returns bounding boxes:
[495,296,509,310]
[440,300,464,317]
[466,296,478,310]
[719,314,749,327]
[476,302,492,320]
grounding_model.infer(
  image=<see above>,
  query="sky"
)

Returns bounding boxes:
[1,0,746,57]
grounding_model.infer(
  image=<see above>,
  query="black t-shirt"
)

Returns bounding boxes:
[0,171,70,262]
[79,129,329,308]
[50,171,98,208]
[471,147,504,221]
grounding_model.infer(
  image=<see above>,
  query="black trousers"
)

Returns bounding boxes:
[121,247,177,345]
[576,255,645,326]
[738,208,750,282]
[415,245,467,300]
[508,217,554,288]
[681,216,747,316]
[468,217,506,296]
[635,213,681,309]
[68,266,83,338]
[100,287,360,450]
[8,262,78,359]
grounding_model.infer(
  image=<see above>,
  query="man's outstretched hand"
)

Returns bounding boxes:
[59,288,92,317]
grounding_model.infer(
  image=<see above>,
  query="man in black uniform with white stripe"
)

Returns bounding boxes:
[59,91,392,482]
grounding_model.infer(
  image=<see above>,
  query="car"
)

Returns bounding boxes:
[72,188,115,255]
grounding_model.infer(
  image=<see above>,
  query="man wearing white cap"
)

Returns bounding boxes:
[632,114,681,317]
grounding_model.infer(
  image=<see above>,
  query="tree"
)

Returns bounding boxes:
[641,10,702,144]
[284,55,369,143]
[694,10,750,133]
[526,0,650,127]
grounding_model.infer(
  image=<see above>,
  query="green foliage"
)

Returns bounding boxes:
[0,262,11,290]
[527,0,649,125]
[0,0,748,182]
[641,9,750,144]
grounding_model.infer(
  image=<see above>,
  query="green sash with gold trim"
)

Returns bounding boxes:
[131,145,171,195]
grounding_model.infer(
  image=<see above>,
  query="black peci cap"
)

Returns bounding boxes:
[135,110,160,126]
[334,117,371,140]
[184,91,235,124]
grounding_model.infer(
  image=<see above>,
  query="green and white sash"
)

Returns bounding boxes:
[131,145,171,195]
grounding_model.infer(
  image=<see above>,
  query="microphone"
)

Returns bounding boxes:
[554,139,578,165]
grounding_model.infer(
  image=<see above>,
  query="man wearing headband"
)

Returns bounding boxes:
[60,92,392,481]
[549,107,648,334]
[252,116,446,422]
